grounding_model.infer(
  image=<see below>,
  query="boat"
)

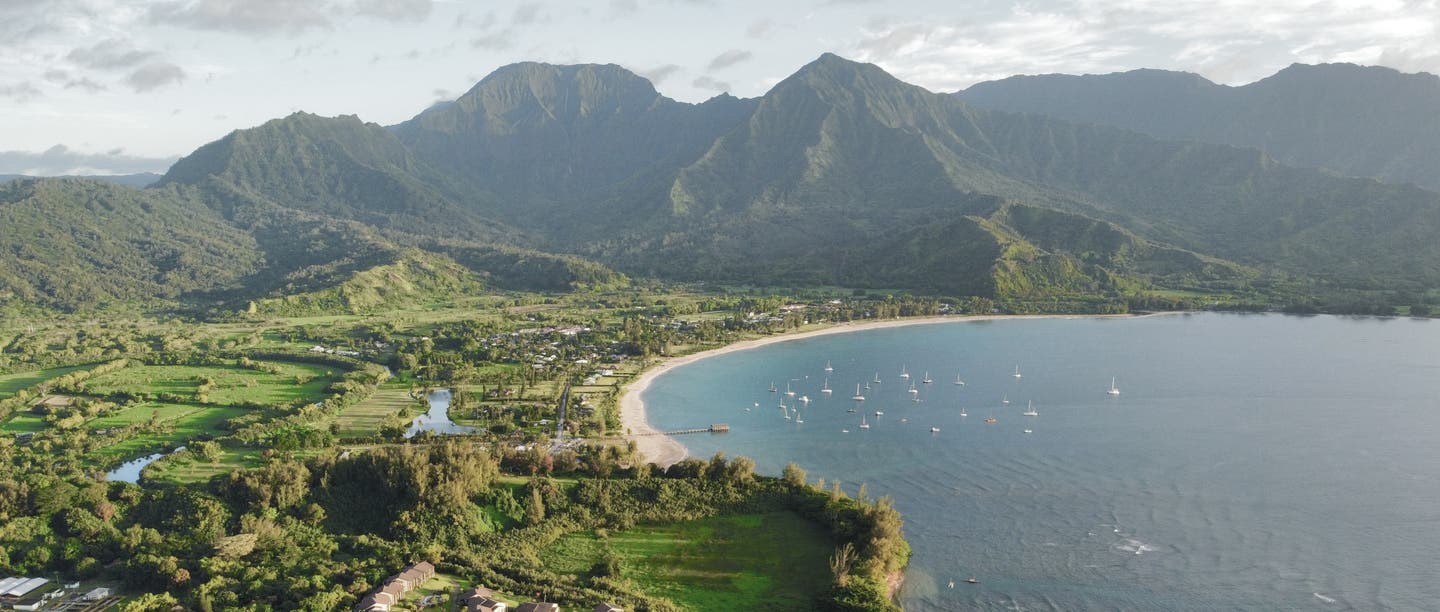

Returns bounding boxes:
[782,406,791,420]
[825,360,833,372]
[796,412,804,424]
[821,378,832,394]
[1022,401,1038,417]
[966,578,978,584]
[1002,394,1010,404]
[985,417,997,424]
[800,396,811,404]
[1023,429,1033,434]
[959,407,968,417]
[911,396,922,403]
[785,382,795,397]
[953,374,966,386]
[900,417,908,423]
[875,408,885,415]
[769,382,777,393]
[899,365,910,379]
[842,428,850,433]
[931,426,941,432]
[922,371,933,384]
[847,407,857,413]
[1108,377,1121,396]
[851,384,865,401]
[873,372,882,384]
[859,416,870,429]
[1013,365,1023,379]
[908,381,918,394]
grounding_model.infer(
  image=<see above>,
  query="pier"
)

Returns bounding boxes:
[637,424,730,436]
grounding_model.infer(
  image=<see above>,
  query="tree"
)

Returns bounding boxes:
[525,486,546,526]
[782,462,807,488]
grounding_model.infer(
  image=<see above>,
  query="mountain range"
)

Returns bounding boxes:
[4,54,1439,314]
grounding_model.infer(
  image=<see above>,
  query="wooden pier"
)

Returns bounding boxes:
[637,424,729,436]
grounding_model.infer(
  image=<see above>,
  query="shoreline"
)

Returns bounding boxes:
[620,312,1151,466]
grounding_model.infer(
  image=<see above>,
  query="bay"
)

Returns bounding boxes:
[642,313,1440,610]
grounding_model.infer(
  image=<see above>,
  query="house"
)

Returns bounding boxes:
[355,562,436,612]
[594,604,623,612]
[467,596,507,612]
[516,603,560,612]
[82,587,111,600]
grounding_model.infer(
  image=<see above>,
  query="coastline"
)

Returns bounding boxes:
[620,313,1147,466]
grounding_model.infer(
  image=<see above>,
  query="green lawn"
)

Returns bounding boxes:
[542,512,834,610]
[83,361,336,406]
[333,385,419,438]
[0,364,91,399]
[0,413,49,433]
[86,401,249,460]
[145,446,262,483]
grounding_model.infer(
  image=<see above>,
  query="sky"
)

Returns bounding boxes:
[1,0,1437,175]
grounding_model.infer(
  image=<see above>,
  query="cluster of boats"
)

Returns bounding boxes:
[760,361,1122,435]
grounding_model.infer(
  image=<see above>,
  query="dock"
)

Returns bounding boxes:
[637,424,730,436]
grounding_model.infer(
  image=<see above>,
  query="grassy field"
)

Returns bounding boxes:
[84,361,336,406]
[0,413,49,433]
[542,512,834,610]
[333,385,420,438]
[86,401,248,460]
[144,446,264,483]
[0,364,91,399]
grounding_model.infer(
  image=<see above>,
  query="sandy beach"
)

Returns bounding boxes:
[620,313,1144,466]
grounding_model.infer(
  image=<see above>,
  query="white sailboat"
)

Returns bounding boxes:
[1108,377,1121,396]
[873,372,882,384]
[785,381,795,397]
[931,426,941,432]
[795,410,804,424]
[959,406,968,417]
[859,416,870,429]
[953,373,966,386]
[900,365,910,379]
[1013,365,1023,379]
[851,384,865,401]
[1022,400,1038,417]
[875,408,885,415]
[824,360,833,372]
[821,378,833,394]
[908,381,918,395]
[799,395,810,404]
[769,381,777,393]
[1002,394,1010,405]
[922,371,933,384]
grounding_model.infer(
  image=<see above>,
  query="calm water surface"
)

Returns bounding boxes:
[404,389,474,438]
[643,313,1440,610]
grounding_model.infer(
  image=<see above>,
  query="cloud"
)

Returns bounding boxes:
[846,0,1440,92]
[148,0,334,35]
[354,0,433,22]
[706,49,752,71]
[638,64,684,84]
[125,62,187,92]
[512,2,547,26]
[0,144,177,175]
[66,38,158,70]
[471,29,515,50]
[692,75,731,92]
[0,81,42,102]
[43,69,108,92]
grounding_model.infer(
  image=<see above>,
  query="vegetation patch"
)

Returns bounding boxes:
[82,361,335,406]
[0,365,91,399]
[543,512,833,610]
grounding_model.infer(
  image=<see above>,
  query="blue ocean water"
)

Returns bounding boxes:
[642,313,1440,610]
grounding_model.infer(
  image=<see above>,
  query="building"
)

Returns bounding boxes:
[83,587,112,600]
[354,562,436,612]
[594,604,623,612]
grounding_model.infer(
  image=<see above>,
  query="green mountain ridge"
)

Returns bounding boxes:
[4,54,1438,313]
[958,63,1440,191]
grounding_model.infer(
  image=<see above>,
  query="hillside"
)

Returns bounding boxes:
[5,55,1440,313]
[958,63,1440,190]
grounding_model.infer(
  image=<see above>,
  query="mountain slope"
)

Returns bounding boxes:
[0,178,261,310]
[160,112,509,241]
[958,63,1440,190]
[394,62,756,235]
